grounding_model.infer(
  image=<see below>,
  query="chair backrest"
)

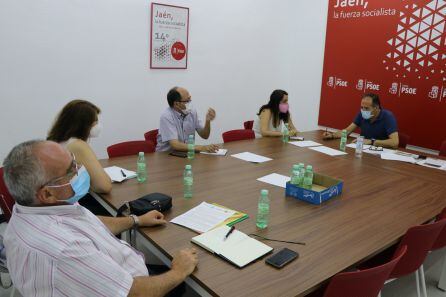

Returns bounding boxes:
[432,207,446,250]
[389,218,446,278]
[0,167,15,222]
[243,120,254,130]
[144,129,159,147]
[398,132,410,148]
[222,129,255,143]
[439,140,446,157]
[323,245,407,297]
[107,141,155,158]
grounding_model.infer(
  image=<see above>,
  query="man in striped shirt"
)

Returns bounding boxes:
[2,140,198,297]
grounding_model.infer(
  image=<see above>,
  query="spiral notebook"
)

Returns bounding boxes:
[192,225,273,268]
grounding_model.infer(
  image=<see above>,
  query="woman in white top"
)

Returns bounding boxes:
[253,89,298,138]
[47,99,112,194]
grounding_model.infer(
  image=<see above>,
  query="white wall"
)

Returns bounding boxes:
[0,0,329,161]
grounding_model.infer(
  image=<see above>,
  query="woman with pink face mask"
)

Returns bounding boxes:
[253,89,298,138]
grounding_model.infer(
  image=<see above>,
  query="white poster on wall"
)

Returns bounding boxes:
[150,3,189,69]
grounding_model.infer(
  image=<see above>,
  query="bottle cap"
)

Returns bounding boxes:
[185,165,192,170]
[138,152,144,157]
[189,134,194,139]
[293,164,300,170]
[261,189,269,196]
[299,163,304,167]
[306,165,313,170]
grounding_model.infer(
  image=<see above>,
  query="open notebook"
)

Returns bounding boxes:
[192,225,273,268]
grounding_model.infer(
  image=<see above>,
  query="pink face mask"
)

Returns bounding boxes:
[279,103,289,113]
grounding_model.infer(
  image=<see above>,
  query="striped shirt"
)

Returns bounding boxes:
[4,203,149,297]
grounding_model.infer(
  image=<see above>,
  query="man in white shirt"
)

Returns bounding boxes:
[2,140,198,297]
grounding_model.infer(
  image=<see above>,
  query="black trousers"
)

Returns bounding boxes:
[147,265,186,297]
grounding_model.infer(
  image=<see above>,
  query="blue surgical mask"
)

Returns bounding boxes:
[65,166,90,204]
[361,110,372,120]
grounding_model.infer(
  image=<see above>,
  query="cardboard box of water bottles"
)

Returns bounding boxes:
[285,173,343,205]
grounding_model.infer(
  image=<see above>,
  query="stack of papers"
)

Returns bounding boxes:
[345,143,395,155]
[309,146,348,156]
[200,149,228,156]
[289,140,322,147]
[170,202,236,233]
[257,173,290,188]
[231,152,272,163]
[104,166,137,182]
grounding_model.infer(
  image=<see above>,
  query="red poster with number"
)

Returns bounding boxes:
[319,0,446,150]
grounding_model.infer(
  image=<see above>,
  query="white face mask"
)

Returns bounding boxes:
[90,122,102,138]
[182,102,192,114]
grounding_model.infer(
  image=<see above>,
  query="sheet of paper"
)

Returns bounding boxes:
[257,173,290,188]
[231,152,272,163]
[309,146,348,156]
[200,149,228,156]
[104,166,137,182]
[345,143,396,156]
[380,153,416,163]
[416,158,446,170]
[170,202,235,233]
[288,140,322,147]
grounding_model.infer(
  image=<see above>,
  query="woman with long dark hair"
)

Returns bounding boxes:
[253,89,298,137]
[47,99,112,194]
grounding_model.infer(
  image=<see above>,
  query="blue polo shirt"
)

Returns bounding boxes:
[353,109,398,140]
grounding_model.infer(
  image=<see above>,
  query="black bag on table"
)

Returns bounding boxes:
[117,193,172,216]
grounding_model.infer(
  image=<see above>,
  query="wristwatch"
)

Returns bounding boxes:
[129,214,139,227]
[371,138,376,146]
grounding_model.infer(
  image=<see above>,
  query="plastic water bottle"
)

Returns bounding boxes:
[355,136,364,158]
[340,129,347,152]
[256,189,270,229]
[282,123,290,143]
[298,163,305,186]
[303,165,314,190]
[136,152,147,183]
[183,165,193,199]
[187,135,195,160]
[290,164,300,185]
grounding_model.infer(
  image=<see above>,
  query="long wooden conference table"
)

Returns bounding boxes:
[94,130,446,297]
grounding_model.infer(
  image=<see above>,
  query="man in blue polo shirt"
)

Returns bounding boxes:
[323,93,399,149]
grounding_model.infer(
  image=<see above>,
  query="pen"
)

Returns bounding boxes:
[224,226,235,241]
[121,169,127,178]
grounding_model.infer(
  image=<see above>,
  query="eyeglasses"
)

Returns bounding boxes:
[43,153,80,188]
[367,146,383,152]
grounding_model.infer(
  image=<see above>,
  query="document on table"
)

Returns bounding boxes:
[104,166,137,182]
[200,149,228,156]
[380,153,416,163]
[345,143,395,156]
[309,146,348,156]
[289,140,322,147]
[417,158,446,170]
[257,173,290,188]
[231,152,272,163]
[170,202,235,233]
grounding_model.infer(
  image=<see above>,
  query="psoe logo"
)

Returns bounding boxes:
[358,79,380,91]
[356,79,364,91]
[401,85,417,95]
[327,76,348,89]
[389,82,398,95]
[429,86,439,99]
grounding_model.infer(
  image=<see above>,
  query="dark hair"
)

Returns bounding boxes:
[257,89,289,128]
[47,99,100,142]
[362,93,381,109]
[167,87,182,107]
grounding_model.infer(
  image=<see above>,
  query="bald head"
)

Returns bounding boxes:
[167,86,191,108]
[3,140,71,206]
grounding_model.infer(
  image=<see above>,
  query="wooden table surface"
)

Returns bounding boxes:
[98,130,446,297]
